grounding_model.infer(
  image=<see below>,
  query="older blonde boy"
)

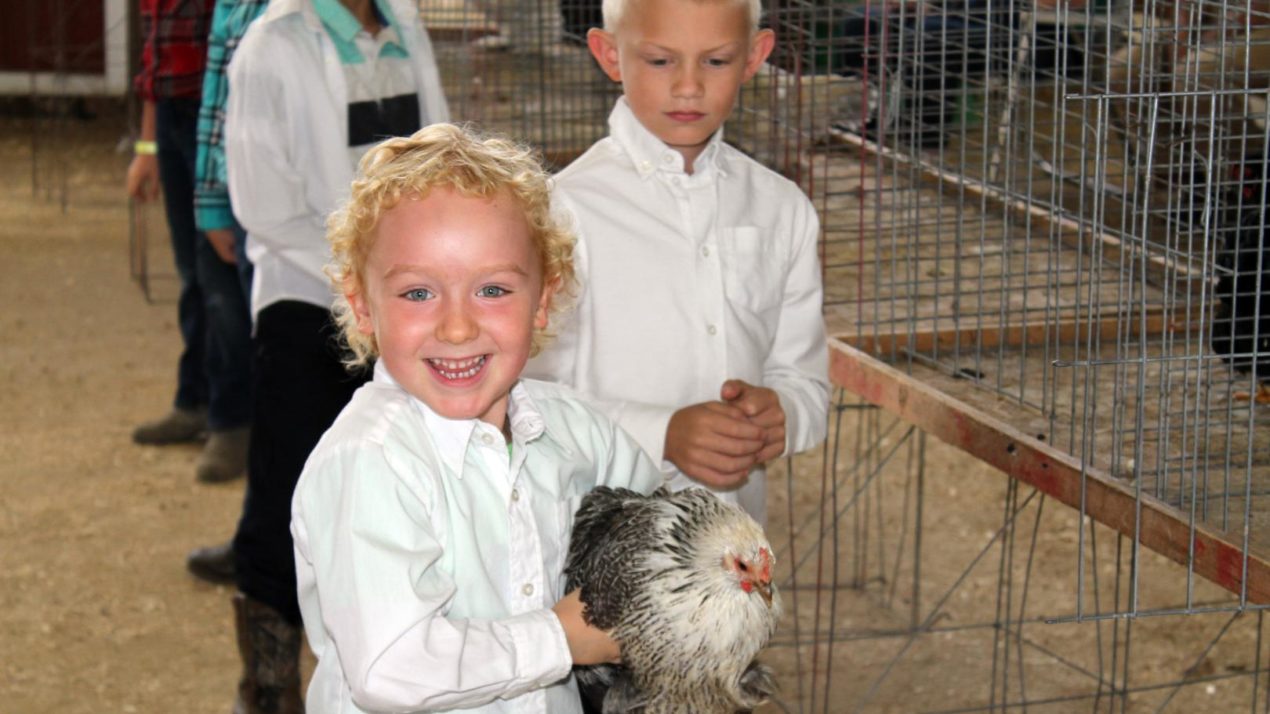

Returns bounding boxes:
[291,124,662,714]
[526,0,830,521]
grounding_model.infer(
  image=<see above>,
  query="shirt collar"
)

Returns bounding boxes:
[607,96,726,179]
[372,361,554,478]
[312,0,405,64]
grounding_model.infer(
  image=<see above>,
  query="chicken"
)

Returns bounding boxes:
[564,486,781,714]
[1212,152,1270,403]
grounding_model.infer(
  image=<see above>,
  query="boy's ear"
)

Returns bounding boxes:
[534,276,560,330]
[346,288,376,335]
[587,28,623,83]
[743,28,776,81]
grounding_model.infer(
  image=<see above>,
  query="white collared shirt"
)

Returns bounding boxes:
[292,363,664,714]
[526,98,831,522]
[225,0,449,320]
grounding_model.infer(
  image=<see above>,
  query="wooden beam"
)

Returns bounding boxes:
[829,337,1270,604]
[836,306,1172,355]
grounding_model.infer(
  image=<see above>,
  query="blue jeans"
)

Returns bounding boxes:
[155,99,253,431]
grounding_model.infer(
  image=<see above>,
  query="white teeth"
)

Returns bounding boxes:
[428,355,486,380]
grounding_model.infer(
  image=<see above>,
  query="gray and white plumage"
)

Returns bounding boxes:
[564,486,782,714]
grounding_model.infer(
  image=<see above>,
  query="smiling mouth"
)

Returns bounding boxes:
[427,355,487,381]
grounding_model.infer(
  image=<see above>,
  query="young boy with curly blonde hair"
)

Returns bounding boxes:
[291,123,664,714]
[527,0,830,522]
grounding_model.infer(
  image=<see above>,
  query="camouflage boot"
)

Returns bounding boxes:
[232,592,304,714]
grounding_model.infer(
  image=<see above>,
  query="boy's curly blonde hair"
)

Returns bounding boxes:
[326,123,575,367]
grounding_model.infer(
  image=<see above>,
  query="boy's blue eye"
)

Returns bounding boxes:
[646,57,670,67]
[402,288,432,301]
[707,57,732,67]
[478,286,508,298]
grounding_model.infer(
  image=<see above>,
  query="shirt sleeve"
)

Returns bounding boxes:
[193,0,241,233]
[224,35,331,283]
[765,195,831,456]
[293,443,574,711]
[133,2,157,102]
[598,411,671,494]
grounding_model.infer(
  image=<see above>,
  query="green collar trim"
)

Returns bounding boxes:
[313,0,407,64]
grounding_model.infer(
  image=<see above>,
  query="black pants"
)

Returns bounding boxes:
[233,301,370,625]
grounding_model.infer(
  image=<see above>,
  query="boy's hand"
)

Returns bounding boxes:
[553,589,621,665]
[721,380,786,463]
[126,154,160,202]
[665,402,765,489]
[205,229,238,264]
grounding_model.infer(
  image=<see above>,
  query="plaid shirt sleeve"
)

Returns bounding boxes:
[134,0,213,102]
[194,0,269,232]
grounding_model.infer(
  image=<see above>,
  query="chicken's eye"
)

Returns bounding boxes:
[737,561,749,573]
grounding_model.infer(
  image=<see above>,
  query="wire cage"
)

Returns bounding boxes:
[419,0,1270,709]
[809,0,1270,616]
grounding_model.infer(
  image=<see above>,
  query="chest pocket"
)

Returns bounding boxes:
[720,227,783,316]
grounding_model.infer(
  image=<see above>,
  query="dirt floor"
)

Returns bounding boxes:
[1,106,1267,713]
[0,109,280,713]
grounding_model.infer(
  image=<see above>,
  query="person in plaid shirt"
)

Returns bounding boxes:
[182,0,269,592]
[127,0,254,486]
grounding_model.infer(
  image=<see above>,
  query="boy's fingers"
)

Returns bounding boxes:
[694,445,758,473]
[701,400,750,421]
[756,441,784,463]
[699,405,765,440]
[720,379,748,402]
[748,408,785,429]
[684,462,751,490]
[699,432,764,457]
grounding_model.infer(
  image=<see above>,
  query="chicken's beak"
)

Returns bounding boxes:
[756,580,773,608]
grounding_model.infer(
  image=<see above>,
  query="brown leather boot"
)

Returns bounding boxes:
[232,592,304,714]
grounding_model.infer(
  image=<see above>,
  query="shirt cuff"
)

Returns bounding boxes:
[775,389,798,458]
[613,401,676,468]
[508,609,573,687]
[194,202,236,233]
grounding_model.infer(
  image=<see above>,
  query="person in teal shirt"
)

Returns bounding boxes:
[184,0,269,589]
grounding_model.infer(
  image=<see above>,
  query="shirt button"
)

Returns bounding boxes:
[522,583,534,596]
[701,246,710,257]
[511,489,520,502]
[480,433,494,445]
[662,154,675,164]
[640,161,652,171]
[707,324,718,336]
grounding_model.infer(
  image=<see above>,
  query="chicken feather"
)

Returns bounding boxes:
[564,487,781,714]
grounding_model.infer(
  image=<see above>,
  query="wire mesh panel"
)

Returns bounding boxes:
[419,0,1270,709]
[421,0,619,167]
[771,394,1270,711]
[781,0,1270,617]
